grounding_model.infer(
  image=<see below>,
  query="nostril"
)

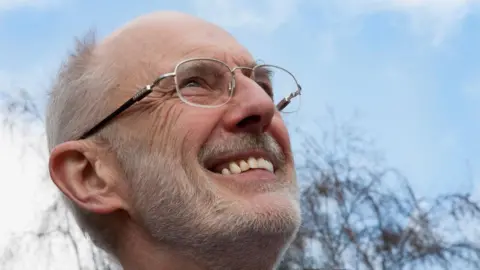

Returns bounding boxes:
[236,115,261,129]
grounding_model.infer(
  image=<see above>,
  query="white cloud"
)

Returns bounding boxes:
[0,0,60,12]
[191,0,300,32]
[389,0,478,45]
[313,0,480,45]
[0,120,50,246]
[0,65,55,249]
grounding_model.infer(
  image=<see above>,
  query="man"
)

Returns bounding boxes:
[46,11,302,270]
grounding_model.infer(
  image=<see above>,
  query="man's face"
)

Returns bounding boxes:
[104,14,301,253]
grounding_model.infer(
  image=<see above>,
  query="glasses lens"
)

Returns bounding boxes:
[175,59,233,107]
[253,65,300,113]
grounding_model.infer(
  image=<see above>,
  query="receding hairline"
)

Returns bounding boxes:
[87,11,256,95]
[44,10,262,255]
[99,10,232,47]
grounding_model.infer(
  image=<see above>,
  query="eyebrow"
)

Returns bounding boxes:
[253,65,273,79]
[234,59,264,69]
[181,61,226,77]
[239,61,259,69]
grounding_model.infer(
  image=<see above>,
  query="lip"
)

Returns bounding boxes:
[202,149,280,173]
[207,168,277,183]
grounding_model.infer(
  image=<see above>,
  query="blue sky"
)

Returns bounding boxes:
[1,0,480,239]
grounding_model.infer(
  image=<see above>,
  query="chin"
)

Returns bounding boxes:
[222,181,301,235]
[248,189,300,225]
[197,164,301,234]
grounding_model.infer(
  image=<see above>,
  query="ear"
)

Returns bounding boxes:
[49,141,128,215]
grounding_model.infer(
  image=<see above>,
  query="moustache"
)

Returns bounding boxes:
[198,133,286,168]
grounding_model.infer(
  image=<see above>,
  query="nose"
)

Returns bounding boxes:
[221,75,276,134]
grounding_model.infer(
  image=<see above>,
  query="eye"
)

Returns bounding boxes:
[179,77,204,89]
[178,77,218,98]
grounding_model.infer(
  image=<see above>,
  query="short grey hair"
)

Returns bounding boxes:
[45,31,119,252]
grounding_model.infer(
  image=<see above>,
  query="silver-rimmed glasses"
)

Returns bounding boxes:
[79,58,302,140]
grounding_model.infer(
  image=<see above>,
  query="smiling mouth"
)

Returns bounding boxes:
[204,151,277,176]
[213,157,275,175]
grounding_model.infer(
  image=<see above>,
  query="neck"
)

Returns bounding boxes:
[115,223,294,270]
[116,227,202,270]
[189,231,293,270]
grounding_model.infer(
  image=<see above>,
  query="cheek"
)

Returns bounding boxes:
[179,109,221,156]
[129,101,187,158]
[144,102,221,165]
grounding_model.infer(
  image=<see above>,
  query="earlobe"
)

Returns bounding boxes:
[49,141,127,215]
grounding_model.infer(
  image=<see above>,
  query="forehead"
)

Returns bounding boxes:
[99,13,255,77]
[158,32,257,75]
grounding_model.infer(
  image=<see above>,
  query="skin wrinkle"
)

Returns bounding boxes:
[47,37,133,252]
[146,101,181,150]
[122,106,296,268]
[198,133,289,193]
[127,31,296,267]
[46,11,301,270]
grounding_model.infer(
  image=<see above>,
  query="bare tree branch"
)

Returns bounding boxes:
[280,117,480,270]
[2,90,479,270]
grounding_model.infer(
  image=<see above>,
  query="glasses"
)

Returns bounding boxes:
[79,58,302,140]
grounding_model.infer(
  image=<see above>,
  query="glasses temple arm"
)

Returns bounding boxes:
[276,86,301,111]
[78,86,152,140]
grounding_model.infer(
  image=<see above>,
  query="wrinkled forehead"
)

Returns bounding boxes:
[96,12,255,78]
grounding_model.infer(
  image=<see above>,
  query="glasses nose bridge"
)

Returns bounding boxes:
[230,65,276,105]
[231,66,255,88]
[231,66,254,77]
[226,66,254,95]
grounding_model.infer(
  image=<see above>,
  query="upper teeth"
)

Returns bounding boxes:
[220,157,274,175]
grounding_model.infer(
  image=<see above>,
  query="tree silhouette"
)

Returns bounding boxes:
[279,114,480,270]
[0,89,119,270]
[1,89,480,270]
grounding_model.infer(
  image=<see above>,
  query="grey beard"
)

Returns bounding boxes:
[132,166,300,269]
[126,133,300,270]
